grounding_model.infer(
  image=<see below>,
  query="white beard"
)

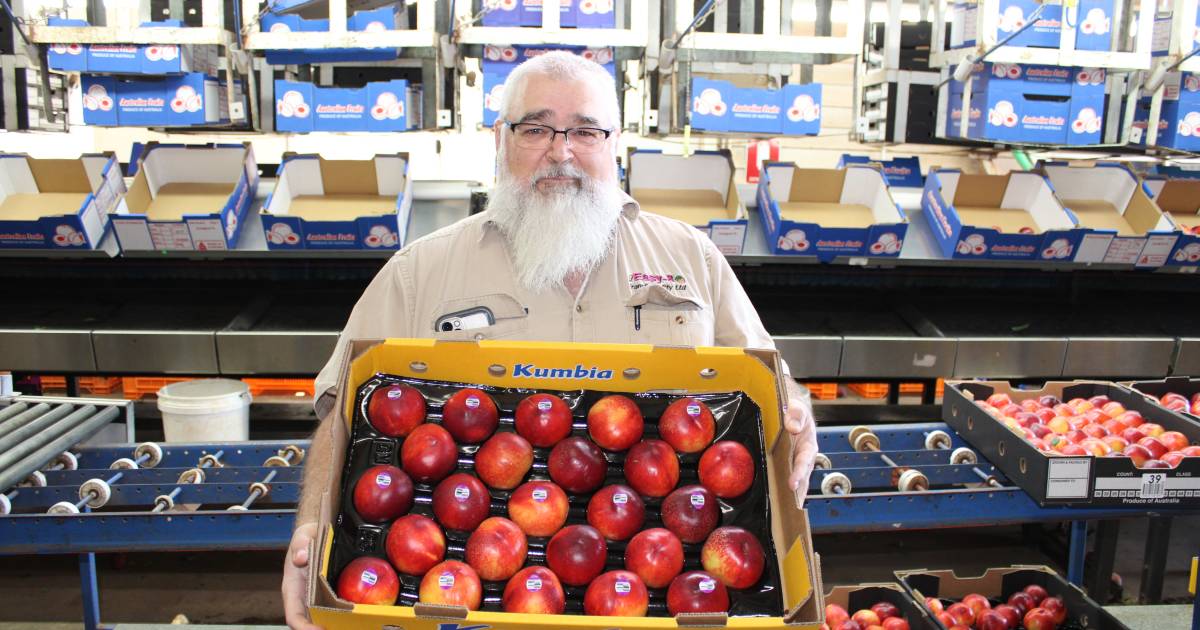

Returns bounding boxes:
[487,151,622,293]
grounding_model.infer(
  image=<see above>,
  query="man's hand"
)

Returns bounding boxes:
[283,522,323,630]
[783,381,817,506]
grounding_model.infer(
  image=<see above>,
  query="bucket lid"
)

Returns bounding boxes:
[157,379,251,413]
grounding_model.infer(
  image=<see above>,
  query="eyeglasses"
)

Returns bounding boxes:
[505,122,614,153]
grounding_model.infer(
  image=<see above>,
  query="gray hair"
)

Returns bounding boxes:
[499,50,620,129]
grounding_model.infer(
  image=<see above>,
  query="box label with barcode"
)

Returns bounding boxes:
[1046,458,1091,499]
[1141,473,1166,499]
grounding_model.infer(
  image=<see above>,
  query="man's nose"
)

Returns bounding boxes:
[544,132,574,163]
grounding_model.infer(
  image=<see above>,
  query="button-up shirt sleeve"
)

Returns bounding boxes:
[703,236,781,360]
[314,253,415,417]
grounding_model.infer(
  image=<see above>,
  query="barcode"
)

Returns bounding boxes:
[1141,473,1165,499]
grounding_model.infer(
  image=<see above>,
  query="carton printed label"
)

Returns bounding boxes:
[924,190,953,237]
[512,363,614,379]
[1046,457,1091,499]
[0,231,47,246]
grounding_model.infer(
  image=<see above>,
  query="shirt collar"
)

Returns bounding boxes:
[478,188,641,243]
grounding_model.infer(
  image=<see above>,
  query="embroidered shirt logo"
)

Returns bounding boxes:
[629,272,687,292]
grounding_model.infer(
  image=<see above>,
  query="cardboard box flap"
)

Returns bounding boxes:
[636,188,736,224]
[628,151,734,200]
[320,157,380,195]
[27,157,92,193]
[952,173,1008,208]
[787,168,846,204]
[1156,180,1200,216]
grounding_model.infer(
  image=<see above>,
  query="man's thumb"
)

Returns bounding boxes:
[293,545,310,567]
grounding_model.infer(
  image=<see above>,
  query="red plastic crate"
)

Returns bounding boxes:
[803,382,839,400]
[38,376,123,394]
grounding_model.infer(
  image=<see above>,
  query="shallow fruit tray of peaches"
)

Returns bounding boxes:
[325,373,782,619]
[943,380,1200,508]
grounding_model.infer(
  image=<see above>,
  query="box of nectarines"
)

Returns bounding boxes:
[823,583,940,630]
[1125,376,1200,423]
[307,338,824,629]
[896,565,1130,630]
[944,380,1200,507]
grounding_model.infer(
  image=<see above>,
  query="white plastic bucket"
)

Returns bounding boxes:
[157,379,252,442]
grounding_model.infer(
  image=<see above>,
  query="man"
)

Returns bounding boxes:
[282,51,817,629]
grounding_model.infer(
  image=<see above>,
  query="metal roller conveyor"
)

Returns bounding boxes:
[0,403,58,440]
[39,466,305,486]
[12,482,302,511]
[847,425,930,492]
[153,450,225,512]
[0,406,121,493]
[228,445,306,512]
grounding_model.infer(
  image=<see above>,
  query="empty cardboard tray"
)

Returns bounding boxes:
[633,188,733,225]
[140,182,237,221]
[0,192,90,220]
[286,194,396,221]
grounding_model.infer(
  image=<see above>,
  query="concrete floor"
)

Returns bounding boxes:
[0,519,1195,626]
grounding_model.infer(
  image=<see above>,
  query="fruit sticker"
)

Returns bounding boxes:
[360,569,378,586]
[438,572,455,588]
[614,578,631,594]
[454,485,471,501]
[612,492,628,504]
[526,576,542,590]
[532,488,548,501]
[689,492,705,509]
[375,472,392,487]
[699,578,716,593]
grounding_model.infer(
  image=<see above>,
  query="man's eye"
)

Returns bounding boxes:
[521,126,547,136]
[573,129,601,140]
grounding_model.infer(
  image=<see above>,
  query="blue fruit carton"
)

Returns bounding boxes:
[81,73,233,127]
[46,18,219,75]
[626,150,747,255]
[949,0,1115,51]
[481,45,616,126]
[0,153,125,249]
[837,155,924,188]
[261,154,414,250]
[111,143,258,252]
[274,79,411,132]
[921,168,1088,261]
[260,6,400,65]
[1040,162,1179,267]
[482,0,615,28]
[945,62,1106,145]
[1131,72,1200,151]
[758,162,906,260]
[1143,174,1200,265]
[689,78,822,136]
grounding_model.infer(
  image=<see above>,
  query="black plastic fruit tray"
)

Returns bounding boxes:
[943,381,1200,508]
[896,566,1130,630]
[327,373,783,617]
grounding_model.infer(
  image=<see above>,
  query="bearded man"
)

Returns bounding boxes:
[281,51,817,629]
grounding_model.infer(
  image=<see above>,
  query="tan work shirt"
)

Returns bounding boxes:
[314,193,777,412]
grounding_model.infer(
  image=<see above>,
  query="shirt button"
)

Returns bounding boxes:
[474,333,484,340]
[576,305,583,313]
[675,315,685,324]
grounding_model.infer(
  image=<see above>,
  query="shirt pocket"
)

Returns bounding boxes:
[624,285,713,346]
[429,293,529,341]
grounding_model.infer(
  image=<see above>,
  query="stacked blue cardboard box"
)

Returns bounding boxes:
[45,18,238,127]
[482,0,615,28]
[482,45,616,126]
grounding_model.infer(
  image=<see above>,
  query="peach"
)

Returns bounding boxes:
[401,423,458,484]
[700,526,765,589]
[507,480,569,537]
[547,524,607,586]
[625,439,680,497]
[548,436,607,494]
[385,514,445,575]
[667,570,729,615]
[659,397,717,453]
[661,485,719,544]
[432,473,490,531]
[465,516,527,581]
[418,560,482,609]
[336,556,400,605]
[441,387,499,443]
[367,383,426,437]
[625,527,684,588]
[584,570,648,616]
[586,483,645,541]
[587,395,645,451]
[514,393,573,447]
[502,566,565,614]
[474,432,533,490]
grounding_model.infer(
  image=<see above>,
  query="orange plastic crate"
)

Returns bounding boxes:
[38,376,122,394]
[898,379,946,397]
[848,383,890,399]
[803,382,839,401]
[122,376,192,399]
[244,378,315,397]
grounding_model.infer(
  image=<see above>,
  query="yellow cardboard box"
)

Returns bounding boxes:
[308,339,824,629]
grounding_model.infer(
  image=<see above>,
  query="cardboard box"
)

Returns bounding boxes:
[308,339,823,629]
[1130,72,1200,151]
[944,380,1200,507]
[261,154,414,250]
[626,149,747,255]
[690,78,822,136]
[758,163,907,260]
[921,168,1086,261]
[260,7,400,65]
[945,62,1105,145]
[1143,173,1200,264]
[274,79,411,132]
[111,143,258,252]
[838,155,924,188]
[481,45,616,127]
[948,0,1115,51]
[81,73,237,127]
[1040,162,1179,267]
[46,18,219,75]
[0,153,125,249]
[1126,377,1200,423]
[482,0,616,28]
[824,584,939,630]
[896,566,1131,630]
